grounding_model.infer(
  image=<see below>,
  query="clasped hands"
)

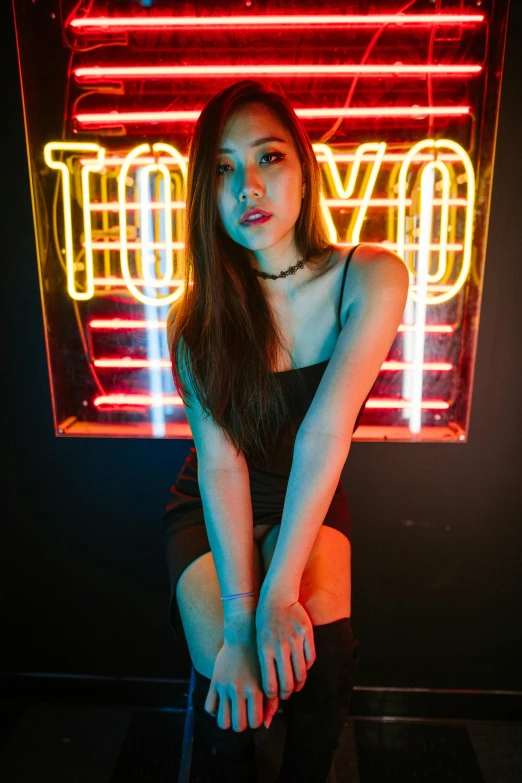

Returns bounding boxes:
[255,590,316,701]
[205,589,316,732]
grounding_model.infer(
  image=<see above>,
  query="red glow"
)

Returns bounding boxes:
[94,358,172,368]
[384,361,452,371]
[88,319,454,334]
[92,393,449,411]
[69,14,485,32]
[75,106,470,126]
[89,319,167,329]
[74,64,482,80]
[93,357,452,371]
[399,325,453,333]
[365,399,449,410]
[94,394,182,407]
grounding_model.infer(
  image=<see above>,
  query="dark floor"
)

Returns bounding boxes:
[0,675,521,782]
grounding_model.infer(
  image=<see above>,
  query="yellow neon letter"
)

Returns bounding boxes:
[117,144,186,307]
[396,139,475,305]
[44,142,104,301]
[313,142,387,243]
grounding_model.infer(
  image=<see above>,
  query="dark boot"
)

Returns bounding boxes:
[276,617,360,783]
[191,667,260,783]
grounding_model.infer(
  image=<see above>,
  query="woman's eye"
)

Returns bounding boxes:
[217,152,285,175]
[261,152,285,164]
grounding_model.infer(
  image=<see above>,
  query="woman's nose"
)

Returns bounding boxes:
[239,166,264,198]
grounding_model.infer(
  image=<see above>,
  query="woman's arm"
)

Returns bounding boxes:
[198,464,259,640]
[262,250,410,599]
[260,432,348,600]
[167,325,258,638]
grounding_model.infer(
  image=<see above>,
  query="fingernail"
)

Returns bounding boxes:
[264,720,270,729]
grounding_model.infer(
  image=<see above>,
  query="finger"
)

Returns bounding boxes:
[217,689,231,731]
[205,682,219,717]
[263,694,279,725]
[230,687,248,733]
[247,690,263,730]
[267,697,279,723]
[304,631,316,668]
[276,646,294,699]
[290,641,307,687]
[260,649,279,699]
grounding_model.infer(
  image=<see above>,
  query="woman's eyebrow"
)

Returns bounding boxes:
[218,136,288,154]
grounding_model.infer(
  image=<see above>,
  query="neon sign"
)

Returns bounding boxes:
[14,0,507,439]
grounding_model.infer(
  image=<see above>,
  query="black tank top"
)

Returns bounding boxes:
[244,243,371,476]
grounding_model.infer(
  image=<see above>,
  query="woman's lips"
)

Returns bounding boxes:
[240,214,272,227]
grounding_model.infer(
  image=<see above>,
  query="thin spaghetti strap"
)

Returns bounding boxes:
[338,243,361,331]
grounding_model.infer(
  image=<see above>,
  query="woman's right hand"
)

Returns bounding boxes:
[204,635,280,732]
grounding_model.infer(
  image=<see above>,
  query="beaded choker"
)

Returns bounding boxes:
[252,257,309,280]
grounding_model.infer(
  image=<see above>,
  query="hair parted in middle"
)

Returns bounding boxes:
[167,79,335,468]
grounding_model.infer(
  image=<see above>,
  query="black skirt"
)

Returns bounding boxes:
[162,447,352,642]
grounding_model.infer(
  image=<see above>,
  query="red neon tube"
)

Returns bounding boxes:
[75,106,470,125]
[87,319,454,335]
[73,64,482,80]
[69,14,485,31]
[92,393,450,411]
[92,357,452,371]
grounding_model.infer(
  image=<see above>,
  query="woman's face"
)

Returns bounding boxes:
[216,103,304,258]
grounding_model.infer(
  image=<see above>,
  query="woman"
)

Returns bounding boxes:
[163,79,409,782]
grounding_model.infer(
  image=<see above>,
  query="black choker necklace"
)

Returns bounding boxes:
[252,258,309,280]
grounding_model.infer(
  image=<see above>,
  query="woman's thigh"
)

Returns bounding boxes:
[176,540,265,679]
[259,525,352,624]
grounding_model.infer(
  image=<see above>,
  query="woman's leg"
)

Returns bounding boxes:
[276,617,360,783]
[191,667,260,783]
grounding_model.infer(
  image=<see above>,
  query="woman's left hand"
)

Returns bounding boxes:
[255,590,316,700]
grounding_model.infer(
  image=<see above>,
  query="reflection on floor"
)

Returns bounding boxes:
[0,684,521,782]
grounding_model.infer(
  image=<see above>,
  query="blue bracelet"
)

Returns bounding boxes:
[221,591,256,601]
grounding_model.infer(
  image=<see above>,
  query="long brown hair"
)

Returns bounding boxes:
[167,79,334,468]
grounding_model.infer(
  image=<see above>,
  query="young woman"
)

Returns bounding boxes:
[163,80,409,782]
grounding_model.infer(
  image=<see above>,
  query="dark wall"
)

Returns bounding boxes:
[2,2,521,687]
